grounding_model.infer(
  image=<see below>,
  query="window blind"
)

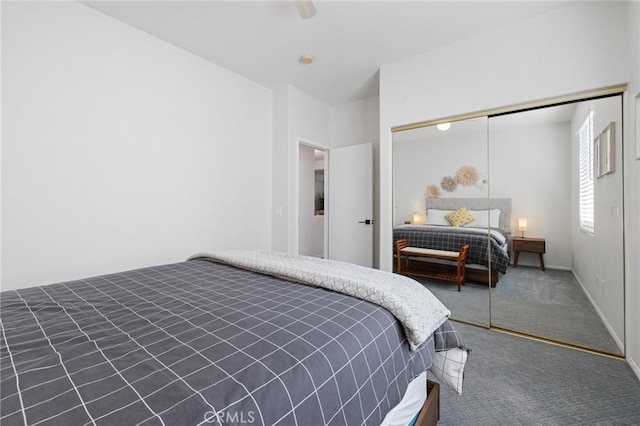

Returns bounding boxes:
[578,111,594,234]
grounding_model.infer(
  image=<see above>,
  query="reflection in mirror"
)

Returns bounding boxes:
[488,95,624,356]
[392,117,493,327]
[314,152,325,216]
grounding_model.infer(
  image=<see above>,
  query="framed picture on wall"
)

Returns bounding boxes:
[601,122,615,175]
[594,133,603,178]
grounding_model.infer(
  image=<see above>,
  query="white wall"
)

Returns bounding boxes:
[272,90,379,262]
[1,2,273,290]
[570,96,624,350]
[624,0,640,379]
[331,96,380,149]
[490,120,572,270]
[289,88,332,254]
[271,87,290,253]
[393,122,489,225]
[380,1,639,375]
[331,96,380,265]
[271,85,331,254]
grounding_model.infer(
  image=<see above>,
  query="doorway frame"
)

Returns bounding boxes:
[294,139,329,259]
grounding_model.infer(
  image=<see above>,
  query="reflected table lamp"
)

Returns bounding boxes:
[518,217,528,238]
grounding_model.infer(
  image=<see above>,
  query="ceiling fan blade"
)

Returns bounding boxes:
[294,0,317,19]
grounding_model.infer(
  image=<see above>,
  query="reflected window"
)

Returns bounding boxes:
[578,111,594,234]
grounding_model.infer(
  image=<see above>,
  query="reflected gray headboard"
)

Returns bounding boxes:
[425,198,512,234]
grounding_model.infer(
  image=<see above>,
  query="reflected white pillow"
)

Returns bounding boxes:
[426,209,455,226]
[466,209,501,229]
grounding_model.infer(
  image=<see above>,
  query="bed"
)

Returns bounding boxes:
[0,251,468,426]
[393,198,511,286]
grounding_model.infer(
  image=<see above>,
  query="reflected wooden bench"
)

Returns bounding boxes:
[395,239,470,292]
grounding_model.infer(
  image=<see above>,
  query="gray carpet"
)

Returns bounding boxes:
[433,322,640,425]
[491,266,621,355]
[414,266,621,355]
[415,274,491,326]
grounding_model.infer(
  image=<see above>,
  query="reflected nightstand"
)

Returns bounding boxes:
[512,237,546,271]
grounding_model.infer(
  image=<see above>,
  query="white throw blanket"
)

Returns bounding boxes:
[188,250,451,351]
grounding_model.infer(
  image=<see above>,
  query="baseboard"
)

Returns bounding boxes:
[628,357,640,381]
[572,269,624,353]
[545,265,571,271]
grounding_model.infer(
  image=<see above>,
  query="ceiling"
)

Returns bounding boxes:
[83,1,571,106]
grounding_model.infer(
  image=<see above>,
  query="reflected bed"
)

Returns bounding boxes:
[393,198,512,286]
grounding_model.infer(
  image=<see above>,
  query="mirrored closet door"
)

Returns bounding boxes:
[488,95,624,356]
[392,89,625,357]
[392,117,492,327]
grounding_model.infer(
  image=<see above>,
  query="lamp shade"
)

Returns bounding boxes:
[518,217,528,237]
[518,217,528,231]
[412,213,422,225]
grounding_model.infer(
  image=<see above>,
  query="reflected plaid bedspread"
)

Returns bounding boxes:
[393,226,510,274]
[1,260,464,426]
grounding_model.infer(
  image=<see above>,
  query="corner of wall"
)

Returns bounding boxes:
[624,0,640,381]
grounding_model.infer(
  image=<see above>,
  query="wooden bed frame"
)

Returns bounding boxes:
[415,380,440,426]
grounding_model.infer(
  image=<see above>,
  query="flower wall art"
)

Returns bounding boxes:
[425,185,441,198]
[425,165,487,198]
[455,165,479,186]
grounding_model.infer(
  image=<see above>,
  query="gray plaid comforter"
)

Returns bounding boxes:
[1,260,465,426]
[393,225,510,274]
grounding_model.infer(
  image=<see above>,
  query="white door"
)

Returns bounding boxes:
[328,143,373,267]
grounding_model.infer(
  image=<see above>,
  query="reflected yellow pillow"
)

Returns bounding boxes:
[446,207,474,227]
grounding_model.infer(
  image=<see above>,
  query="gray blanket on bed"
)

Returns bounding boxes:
[189,250,451,351]
[1,260,466,426]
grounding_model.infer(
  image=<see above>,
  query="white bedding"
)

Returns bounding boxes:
[426,207,501,229]
[380,372,428,426]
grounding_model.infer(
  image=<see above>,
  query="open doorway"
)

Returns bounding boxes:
[298,143,327,258]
